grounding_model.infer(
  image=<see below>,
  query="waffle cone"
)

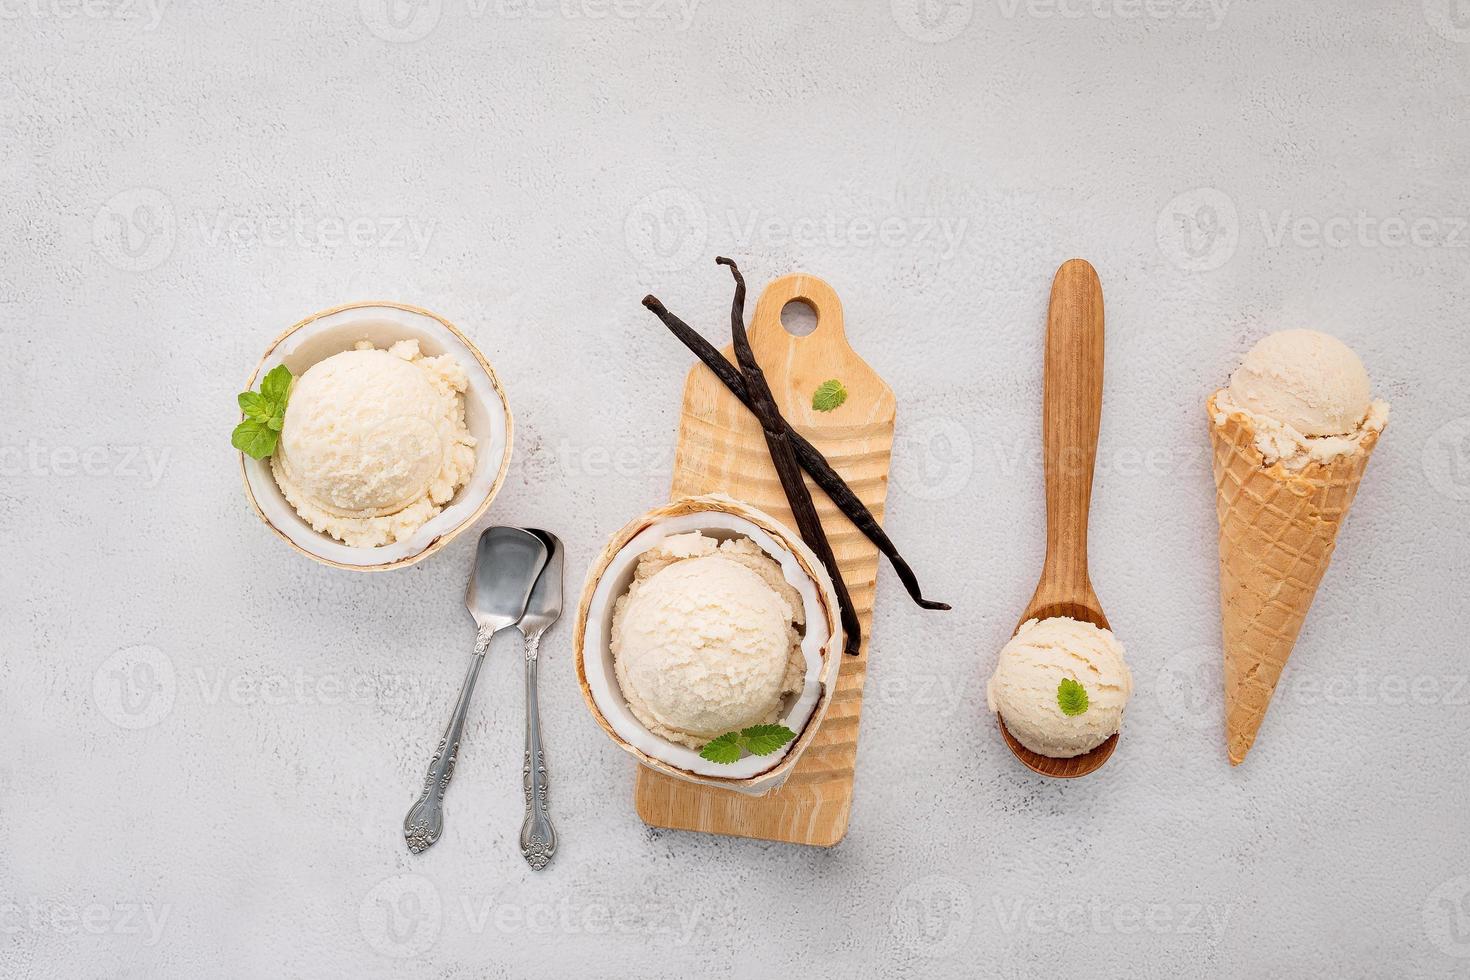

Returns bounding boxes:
[1207,393,1382,765]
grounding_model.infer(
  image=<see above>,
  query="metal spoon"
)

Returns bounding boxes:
[516,530,563,870]
[999,259,1119,779]
[404,526,549,853]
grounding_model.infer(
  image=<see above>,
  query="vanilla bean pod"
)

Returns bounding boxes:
[710,257,863,657]
[640,298,950,613]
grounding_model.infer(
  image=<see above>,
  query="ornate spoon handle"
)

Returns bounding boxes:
[404,625,494,854]
[519,634,556,870]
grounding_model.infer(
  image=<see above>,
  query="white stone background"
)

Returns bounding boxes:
[4,1,1469,977]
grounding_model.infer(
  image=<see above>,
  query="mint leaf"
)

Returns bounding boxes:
[232,419,279,460]
[741,724,797,756]
[699,725,798,764]
[259,364,292,410]
[699,732,743,765]
[812,379,848,413]
[1057,678,1089,717]
[234,365,293,458]
[238,391,270,421]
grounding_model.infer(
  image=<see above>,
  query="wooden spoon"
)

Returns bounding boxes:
[997,258,1118,778]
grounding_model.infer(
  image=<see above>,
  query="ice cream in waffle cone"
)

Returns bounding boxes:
[1207,330,1388,765]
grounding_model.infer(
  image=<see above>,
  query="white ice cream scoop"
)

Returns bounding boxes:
[614,553,795,743]
[988,617,1132,760]
[275,345,448,516]
[1227,329,1372,437]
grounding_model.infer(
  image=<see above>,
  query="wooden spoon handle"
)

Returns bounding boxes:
[1038,259,1104,603]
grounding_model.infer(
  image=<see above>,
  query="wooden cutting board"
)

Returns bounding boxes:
[633,272,894,846]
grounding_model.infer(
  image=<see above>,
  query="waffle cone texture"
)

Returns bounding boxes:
[1207,393,1383,765]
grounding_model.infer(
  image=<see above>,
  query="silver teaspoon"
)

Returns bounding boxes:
[404,526,549,854]
[516,530,563,870]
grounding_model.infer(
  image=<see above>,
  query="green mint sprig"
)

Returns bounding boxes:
[1057,678,1089,717]
[699,724,797,764]
[233,364,293,459]
[811,378,848,413]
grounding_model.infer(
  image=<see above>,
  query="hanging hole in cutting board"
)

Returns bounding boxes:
[779,299,819,337]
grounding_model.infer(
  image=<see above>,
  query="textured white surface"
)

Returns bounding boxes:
[4,2,1469,977]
